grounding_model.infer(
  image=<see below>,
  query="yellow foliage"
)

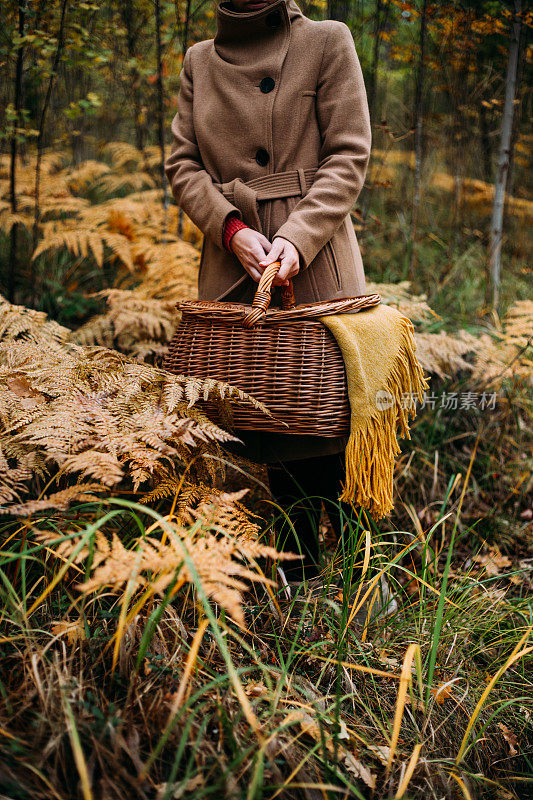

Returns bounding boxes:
[0,295,270,512]
[35,488,287,627]
[432,172,533,222]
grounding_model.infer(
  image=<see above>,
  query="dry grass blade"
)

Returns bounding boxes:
[342,528,371,633]
[168,618,209,719]
[60,681,94,800]
[455,625,533,764]
[386,643,423,778]
[448,771,474,800]
[394,743,423,798]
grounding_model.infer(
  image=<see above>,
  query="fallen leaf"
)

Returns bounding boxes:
[7,376,37,397]
[367,743,391,765]
[430,683,453,705]
[7,376,47,405]
[338,718,349,740]
[406,696,425,711]
[156,774,204,800]
[244,681,267,698]
[285,710,335,754]
[498,723,518,756]
[344,751,376,789]
[51,620,85,645]
[473,546,512,576]
[379,652,400,668]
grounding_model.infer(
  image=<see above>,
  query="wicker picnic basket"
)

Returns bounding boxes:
[163,262,381,436]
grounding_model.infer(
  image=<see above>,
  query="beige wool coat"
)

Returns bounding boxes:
[165,0,372,462]
[165,0,372,306]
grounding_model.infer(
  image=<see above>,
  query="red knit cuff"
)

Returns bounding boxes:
[223,214,249,252]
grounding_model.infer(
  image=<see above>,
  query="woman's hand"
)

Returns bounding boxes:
[258,237,300,286]
[230,228,273,283]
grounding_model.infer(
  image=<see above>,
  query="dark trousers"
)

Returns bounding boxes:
[267,452,365,582]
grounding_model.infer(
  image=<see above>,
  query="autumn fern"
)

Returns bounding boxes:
[0,298,271,513]
[35,488,293,627]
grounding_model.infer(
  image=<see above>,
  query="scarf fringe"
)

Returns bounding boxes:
[339,314,431,519]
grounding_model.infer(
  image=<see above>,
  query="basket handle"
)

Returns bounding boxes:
[242,262,296,328]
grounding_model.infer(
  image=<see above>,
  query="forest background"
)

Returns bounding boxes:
[0,1,532,799]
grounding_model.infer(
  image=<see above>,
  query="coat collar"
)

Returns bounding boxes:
[214,0,304,60]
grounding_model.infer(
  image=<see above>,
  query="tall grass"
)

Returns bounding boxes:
[0,145,531,798]
[0,474,531,799]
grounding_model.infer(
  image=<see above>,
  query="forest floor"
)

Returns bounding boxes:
[0,146,531,800]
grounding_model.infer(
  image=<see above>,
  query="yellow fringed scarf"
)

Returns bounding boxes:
[319,304,431,519]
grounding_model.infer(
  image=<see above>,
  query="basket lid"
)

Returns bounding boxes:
[176,293,381,325]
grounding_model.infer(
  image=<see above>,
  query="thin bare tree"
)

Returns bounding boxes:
[7,0,26,304]
[367,0,389,120]
[327,0,350,23]
[409,0,428,282]
[181,0,192,55]
[120,0,148,152]
[489,0,522,311]
[505,8,527,199]
[362,0,391,221]
[31,0,69,290]
[174,0,193,239]
[155,0,169,232]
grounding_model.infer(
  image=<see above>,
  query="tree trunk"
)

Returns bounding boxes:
[181,0,191,55]
[121,0,146,152]
[176,0,192,240]
[505,11,527,199]
[449,53,471,257]
[361,0,391,221]
[368,0,383,120]
[479,99,493,184]
[7,0,26,305]
[489,0,522,311]
[408,0,427,283]
[67,62,89,166]
[31,0,69,290]
[327,0,350,23]
[155,0,169,230]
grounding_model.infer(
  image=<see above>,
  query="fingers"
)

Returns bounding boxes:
[277,256,295,283]
[235,232,299,286]
[231,229,271,282]
[257,233,272,251]
[250,244,271,278]
[245,245,265,282]
[258,238,284,268]
[258,237,300,287]
[273,251,299,286]
[245,264,262,283]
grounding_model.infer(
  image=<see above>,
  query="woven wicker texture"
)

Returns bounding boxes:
[177,294,380,325]
[163,262,381,435]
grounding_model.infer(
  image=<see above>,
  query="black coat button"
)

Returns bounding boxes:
[265,10,281,27]
[255,148,270,166]
[260,77,275,93]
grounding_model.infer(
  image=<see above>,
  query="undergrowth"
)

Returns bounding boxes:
[0,145,531,799]
[0,488,531,799]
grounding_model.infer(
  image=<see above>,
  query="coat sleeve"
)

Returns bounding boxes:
[164,46,243,250]
[273,22,371,269]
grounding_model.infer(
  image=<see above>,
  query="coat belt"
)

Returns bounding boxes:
[214,167,318,232]
[211,167,317,302]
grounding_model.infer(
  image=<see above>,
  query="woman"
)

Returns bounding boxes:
[165,0,372,584]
